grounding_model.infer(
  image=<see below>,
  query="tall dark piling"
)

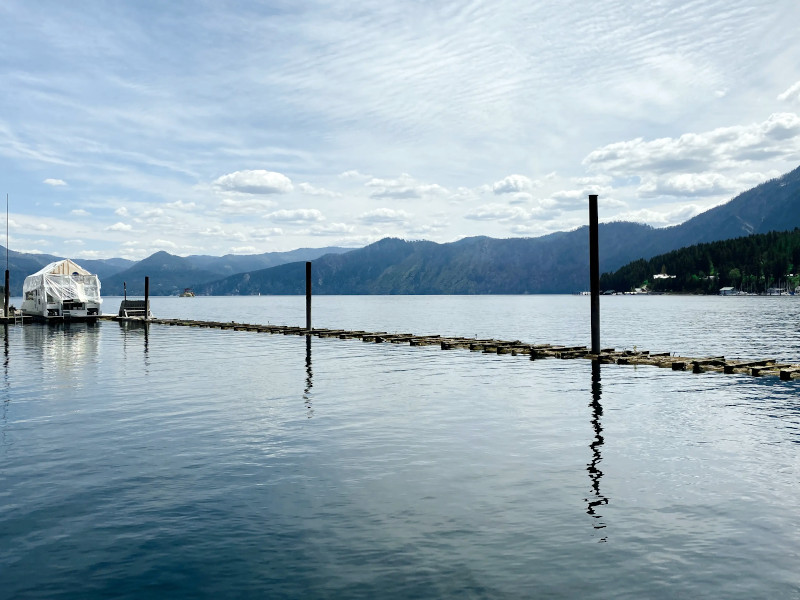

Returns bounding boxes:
[589,194,600,355]
[3,270,8,318]
[305,261,312,331]
[144,276,150,321]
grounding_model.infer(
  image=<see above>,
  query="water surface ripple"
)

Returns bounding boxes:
[1,296,799,599]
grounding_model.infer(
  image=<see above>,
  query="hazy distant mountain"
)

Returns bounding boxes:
[181,246,353,277]
[102,251,224,296]
[195,164,800,295]
[198,227,658,295]
[103,246,353,295]
[1,245,352,297]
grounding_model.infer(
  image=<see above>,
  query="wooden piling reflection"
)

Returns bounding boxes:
[586,360,608,538]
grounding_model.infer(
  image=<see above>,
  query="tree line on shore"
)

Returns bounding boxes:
[599,229,800,294]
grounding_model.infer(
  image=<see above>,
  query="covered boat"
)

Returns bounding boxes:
[21,259,102,321]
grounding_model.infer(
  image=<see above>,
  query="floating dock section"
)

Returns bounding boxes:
[104,316,800,382]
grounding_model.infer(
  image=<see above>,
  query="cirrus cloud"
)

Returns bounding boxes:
[43,178,67,187]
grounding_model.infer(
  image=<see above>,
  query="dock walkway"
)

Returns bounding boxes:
[106,316,800,382]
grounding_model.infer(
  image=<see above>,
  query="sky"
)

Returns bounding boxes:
[2,0,800,261]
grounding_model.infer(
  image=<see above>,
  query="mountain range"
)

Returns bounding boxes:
[2,246,352,296]
[4,163,800,296]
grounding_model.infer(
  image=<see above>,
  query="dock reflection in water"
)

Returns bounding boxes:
[21,322,100,377]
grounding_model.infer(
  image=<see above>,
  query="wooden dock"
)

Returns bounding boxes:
[0,314,32,325]
[104,316,800,381]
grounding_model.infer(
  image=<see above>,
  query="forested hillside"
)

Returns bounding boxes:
[600,229,800,293]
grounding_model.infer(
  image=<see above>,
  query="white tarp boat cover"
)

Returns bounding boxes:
[23,259,102,305]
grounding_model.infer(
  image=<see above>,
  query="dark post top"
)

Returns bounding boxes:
[589,194,600,355]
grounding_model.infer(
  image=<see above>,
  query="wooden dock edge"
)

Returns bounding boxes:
[100,316,800,381]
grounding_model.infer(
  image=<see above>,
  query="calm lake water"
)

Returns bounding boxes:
[1,295,799,599]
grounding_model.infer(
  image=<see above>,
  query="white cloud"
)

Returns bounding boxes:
[448,187,482,204]
[366,174,447,200]
[250,227,284,240]
[407,222,445,235]
[71,209,90,216]
[31,223,52,231]
[64,239,84,245]
[76,250,105,259]
[465,204,530,222]
[219,197,276,215]
[230,246,258,254]
[637,172,740,198]
[197,226,249,241]
[339,170,371,181]
[307,223,355,235]
[583,113,800,175]
[213,170,293,194]
[265,209,324,223]
[43,178,67,187]
[359,208,411,223]
[107,222,132,232]
[611,204,705,227]
[198,226,227,237]
[152,239,178,248]
[298,182,340,197]
[492,174,537,194]
[166,200,197,211]
[550,190,590,210]
[115,207,130,217]
[508,223,551,236]
[777,81,800,103]
[508,193,533,205]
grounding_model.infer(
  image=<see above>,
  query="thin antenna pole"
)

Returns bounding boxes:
[6,193,8,270]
